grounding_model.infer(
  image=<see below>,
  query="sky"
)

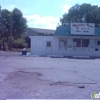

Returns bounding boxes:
[0,0,100,29]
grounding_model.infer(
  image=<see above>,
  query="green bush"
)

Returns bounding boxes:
[12,38,28,48]
[5,42,8,51]
[25,37,30,48]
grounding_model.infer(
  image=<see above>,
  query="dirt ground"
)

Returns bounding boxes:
[0,51,100,100]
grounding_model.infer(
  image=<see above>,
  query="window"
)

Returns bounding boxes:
[82,39,89,47]
[59,39,67,50]
[68,45,72,48]
[47,42,51,48]
[73,39,81,47]
[97,41,100,45]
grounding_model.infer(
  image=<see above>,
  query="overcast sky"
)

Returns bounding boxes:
[0,0,100,29]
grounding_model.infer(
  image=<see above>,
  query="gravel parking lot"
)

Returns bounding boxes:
[0,51,100,100]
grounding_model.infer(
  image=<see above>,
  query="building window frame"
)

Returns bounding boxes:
[97,41,100,45]
[73,38,81,47]
[46,41,51,48]
[59,38,67,50]
[82,39,89,47]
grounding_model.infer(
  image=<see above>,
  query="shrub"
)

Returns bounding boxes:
[12,38,28,48]
[25,37,30,48]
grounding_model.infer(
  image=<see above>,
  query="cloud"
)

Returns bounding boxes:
[60,4,70,13]
[2,4,17,11]
[8,4,17,9]
[92,3,98,6]
[25,14,59,29]
[66,0,72,2]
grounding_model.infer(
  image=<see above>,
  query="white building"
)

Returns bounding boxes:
[29,23,100,57]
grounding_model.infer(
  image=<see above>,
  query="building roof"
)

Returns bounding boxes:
[54,26,100,37]
[31,28,55,34]
[54,27,70,36]
[27,28,55,36]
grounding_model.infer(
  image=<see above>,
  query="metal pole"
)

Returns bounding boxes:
[2,22,4,51]
[81,37,82,50]
[0,6,5,51]
[10,15,12,51]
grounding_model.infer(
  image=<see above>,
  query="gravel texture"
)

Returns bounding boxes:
[0,51,100,100]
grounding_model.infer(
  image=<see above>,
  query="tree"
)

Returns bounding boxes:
[0,9,11,38]
[25,37,30,48]
[12,8,27,39]
[0,8,27,39]
[60,3,100,27]
[12,38,28,48]
[0,9,11,51]
[0,8,28,50]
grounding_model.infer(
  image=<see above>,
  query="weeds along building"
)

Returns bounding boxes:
[29,23,100,57]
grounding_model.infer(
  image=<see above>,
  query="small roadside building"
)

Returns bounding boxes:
[22,28,55,48]
[29,23,100,57]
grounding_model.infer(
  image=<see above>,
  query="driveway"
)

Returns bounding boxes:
[0,51,100,99]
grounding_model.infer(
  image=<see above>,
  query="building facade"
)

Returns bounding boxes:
[30,23,100,57]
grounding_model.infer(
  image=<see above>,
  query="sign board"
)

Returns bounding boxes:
[71,23,95,35]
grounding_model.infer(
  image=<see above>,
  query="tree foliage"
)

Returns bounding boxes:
[12,38,28,48]
[0,8,28,50]
[12,8,27,38]
[0,8,27,39]
[0,9,11,38]
[25,37,30,48]
[60,3,100,27]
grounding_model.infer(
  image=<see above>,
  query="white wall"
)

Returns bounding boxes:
[30,36,100,57]
[30,36,56,55]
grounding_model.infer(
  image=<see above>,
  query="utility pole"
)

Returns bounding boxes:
[0,5,5,51]
[9,14,12,51]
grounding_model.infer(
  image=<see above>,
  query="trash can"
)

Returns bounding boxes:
[22,48,27,55]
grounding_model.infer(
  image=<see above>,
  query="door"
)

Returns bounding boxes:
[33,38,43,55]
[67,39,73,50]
[89,39,95,51]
